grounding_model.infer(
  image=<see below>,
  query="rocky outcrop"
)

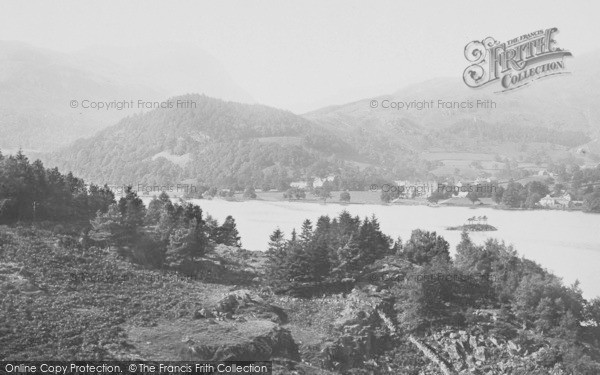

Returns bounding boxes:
[421,324,571,375]
[126,318,299,362]
[211,289,287,323]
[409,335,456,375]
[181,324,300,362]
[125,289,297,363]
[319,285,396,372]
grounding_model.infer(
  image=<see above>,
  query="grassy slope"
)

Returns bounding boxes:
[0,225,236,360]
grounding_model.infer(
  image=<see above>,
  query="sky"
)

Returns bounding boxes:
[1,0,599,113]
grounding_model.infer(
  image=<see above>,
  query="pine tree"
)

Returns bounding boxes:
[335,211,360,246]
[90,204,126,248]
[396,262,457,332]
[166,225,195,265]
[87,184,115,216]
[265,228,288,287]
[117,186,146,238]
[284,240,318,292]
[156,203,177,242]
[152,201,213,268]
[216,215,241,247]
[357,215,392,265]
[145,197,163,225]
[455,231,482,271]
[299,219,313,243]
[401,229,450,265]
[204,214,220,242]
[332,234,363,281]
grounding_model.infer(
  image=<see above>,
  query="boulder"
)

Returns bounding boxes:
[216,289,287,323]
[320,287,395,372]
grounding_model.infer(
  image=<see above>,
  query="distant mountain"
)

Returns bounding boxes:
[308,50,600,131]
[305,50,600,165]
[0,41,160,151]
[40,51,600,186]
[43,94,360,188]
[76,43,254,104]
[0,42,255,152]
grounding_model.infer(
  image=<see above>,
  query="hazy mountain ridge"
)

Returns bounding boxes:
[32,50,600,185]
[0,41,254,152]
[76,43,255,104]
[305,50,600,158]
[0,41,161,151]
[309,50,600,128]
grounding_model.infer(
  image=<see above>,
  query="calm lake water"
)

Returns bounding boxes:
[145,198,600,298]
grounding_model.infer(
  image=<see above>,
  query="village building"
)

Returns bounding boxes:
[313,175,336,188]
[539,193,572,209]
[290,181,309,189]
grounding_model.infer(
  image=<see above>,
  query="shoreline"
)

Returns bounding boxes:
[172,193,588,214]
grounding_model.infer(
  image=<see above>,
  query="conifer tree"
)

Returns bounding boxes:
[145,191,171,225]
[289,228,297,244]
[90,204,126,248]
[216,215,241,247]
[332,234,363,281]
[401,229,450,265]
[204,214,220,242]
[165,218,209,265]
[265,228,287,287]
[117,186,146,238]
[299,219,313,243]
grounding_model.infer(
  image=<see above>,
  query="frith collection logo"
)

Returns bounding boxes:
[463,27,572,92]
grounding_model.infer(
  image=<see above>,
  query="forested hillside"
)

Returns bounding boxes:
[44,94,374,188]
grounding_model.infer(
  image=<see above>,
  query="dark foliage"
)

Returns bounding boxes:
[0,150,114,224]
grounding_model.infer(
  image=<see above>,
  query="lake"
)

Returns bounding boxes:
[145,198,600,298]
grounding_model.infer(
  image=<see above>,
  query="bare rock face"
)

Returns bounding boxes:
[320,286,395,372]
[416,318,571,375]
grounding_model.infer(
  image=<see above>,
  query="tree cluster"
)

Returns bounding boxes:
[0,150,114,223]
[491,180,550,208]
[265,211,393,296]
[91,190,240,268]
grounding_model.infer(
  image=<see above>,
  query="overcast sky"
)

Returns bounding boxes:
[1,0,599,113]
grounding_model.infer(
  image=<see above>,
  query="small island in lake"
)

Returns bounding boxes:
[447,215,497,231]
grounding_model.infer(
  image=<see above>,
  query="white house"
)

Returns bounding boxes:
[539,193,571,209]
[313,175,335,188]
[290,181,309,189]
